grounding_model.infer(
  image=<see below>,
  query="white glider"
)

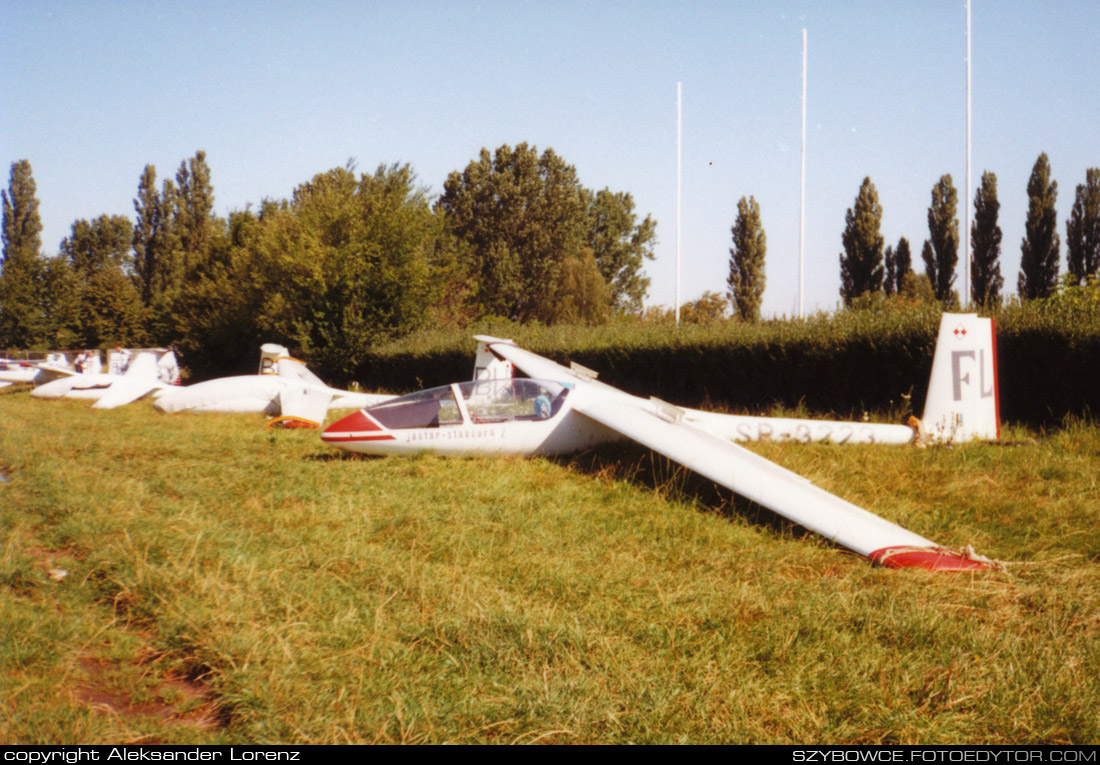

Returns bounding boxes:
[675,313,1000,446]
[1,353,77,387]
[321,315,1001,571]
[153,344,394,427]
[30,350,179,408]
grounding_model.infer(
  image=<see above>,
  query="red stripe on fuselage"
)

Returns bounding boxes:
[321,433,396,443]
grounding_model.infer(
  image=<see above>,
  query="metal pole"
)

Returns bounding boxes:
[676,81,682,326]
[965,0,972,306]
[799,29,807,319]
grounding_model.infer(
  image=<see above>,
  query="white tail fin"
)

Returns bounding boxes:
[259,344,290,375]
[473,335,514,381]
[919,313,1000,443]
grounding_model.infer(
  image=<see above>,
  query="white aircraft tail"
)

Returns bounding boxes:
[257,343,327,389]
[473,336,514,381]
[917,313,1000,444]
[259,344,290,375]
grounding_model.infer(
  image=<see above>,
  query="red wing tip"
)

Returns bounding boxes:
[869,545,1002,572]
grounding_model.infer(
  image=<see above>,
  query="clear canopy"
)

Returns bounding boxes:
[366,379,571,430]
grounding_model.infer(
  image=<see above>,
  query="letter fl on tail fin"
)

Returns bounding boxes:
[916,313,1000,444]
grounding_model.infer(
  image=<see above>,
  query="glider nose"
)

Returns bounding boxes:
[322,409,391,443]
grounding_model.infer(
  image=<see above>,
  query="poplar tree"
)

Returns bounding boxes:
[922,174,958,303]
[727,195,766,320]
[894,237,912,293]
[0,160,46,347]
[838,177,884,305]
[884,245,896,296]
[970,171,1004,307]
[1066,168,1100,285]
[885,237,913,296]
[133,164,179,305]
[1018,153,1060,299]
[173,150,216,278]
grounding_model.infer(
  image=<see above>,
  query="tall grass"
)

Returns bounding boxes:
[2,391,1098,743]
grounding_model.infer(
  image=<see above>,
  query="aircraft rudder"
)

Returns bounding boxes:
[919,313,1000,444]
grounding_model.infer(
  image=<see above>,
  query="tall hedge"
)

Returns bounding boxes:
[342,301,1100,429]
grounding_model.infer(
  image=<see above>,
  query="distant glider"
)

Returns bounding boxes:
[1,353,78,387]
[153,344,394,427]
[322,315,1001,571]
[30,350,179,408]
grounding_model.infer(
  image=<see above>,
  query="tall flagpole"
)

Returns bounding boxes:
[965,0,972,306]
[676,81,682,326]
[799,29,807,319]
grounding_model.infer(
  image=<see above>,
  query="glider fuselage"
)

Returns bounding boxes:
[322,379,620,457]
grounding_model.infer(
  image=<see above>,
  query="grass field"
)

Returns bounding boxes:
[1,388,1098,744]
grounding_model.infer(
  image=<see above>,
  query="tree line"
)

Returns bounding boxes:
[677,153,1097,323]
[832,153,1100,311]
[3,146,1098,371]
[0,145,657,376]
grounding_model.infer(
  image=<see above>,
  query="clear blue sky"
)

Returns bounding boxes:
[2,0,1097,316]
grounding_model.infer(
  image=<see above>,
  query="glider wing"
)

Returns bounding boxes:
[487,338,996,571]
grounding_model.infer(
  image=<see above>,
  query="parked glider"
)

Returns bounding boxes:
[153,344,394,427]
[322,315,1001,571]
[1,353,78,387]
[30,350,179,408]
[675,313,999,446]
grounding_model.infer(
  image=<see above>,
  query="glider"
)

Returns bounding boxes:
[0,353,78,387]
[153,344,394,427]
[30,350,180,409]
[674,313,1000,446]
[322,314,1000,571]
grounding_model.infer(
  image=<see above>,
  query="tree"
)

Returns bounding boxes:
[1018,153,1060,299]
[172,163,444,379]
[0,160,46,347]
[437,143,590,321]
[898,271,938,305]
[541,248,611,324]
[970,171,1004,307]
[174,150,217,277]
[679,291,729,323]
[586,189,656,313]
[884,245,896,297]
[884,236,912,297]
[132,164,179,306]
[60,215,146,347]
[437,143,654,323]
[727,195,766,320]
[39,256,81,348]
[1066,167,1100,285]
[839,177,884,305]
[922,174,958,303]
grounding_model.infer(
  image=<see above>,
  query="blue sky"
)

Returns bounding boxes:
[2,0,1097,316]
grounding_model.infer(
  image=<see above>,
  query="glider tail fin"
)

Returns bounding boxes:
[918,313,1000,444]
[259,344,290,375]
[473,336,514,381]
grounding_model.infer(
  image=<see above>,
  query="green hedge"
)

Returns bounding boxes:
[344,300,1099,428]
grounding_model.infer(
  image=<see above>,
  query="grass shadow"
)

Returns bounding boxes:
[550,441,820,545]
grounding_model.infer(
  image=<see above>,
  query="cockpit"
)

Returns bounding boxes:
[364,379,571,430]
